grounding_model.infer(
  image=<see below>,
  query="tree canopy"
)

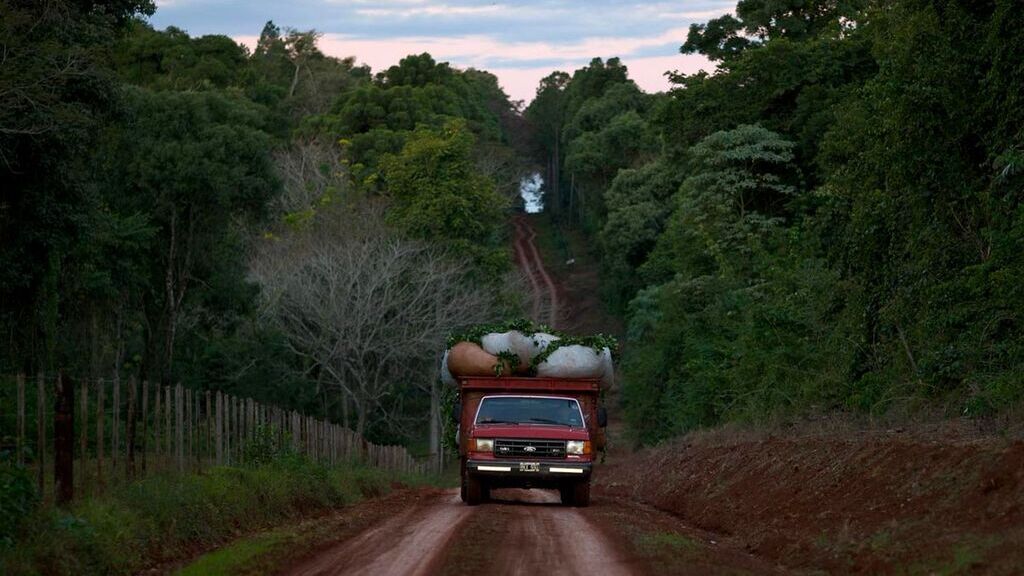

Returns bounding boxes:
[525,0,1024,443]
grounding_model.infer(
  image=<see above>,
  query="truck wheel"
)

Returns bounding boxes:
[465,474,484,506]
[572,481,591,507]
[559,485,574,506]
[459,459,468,502]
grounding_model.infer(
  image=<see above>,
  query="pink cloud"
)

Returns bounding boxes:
[233,33,714,104]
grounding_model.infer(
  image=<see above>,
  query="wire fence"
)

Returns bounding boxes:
[0,373,427,503]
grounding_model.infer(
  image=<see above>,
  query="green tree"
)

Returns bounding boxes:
[381,120,508,274]
[108,88,278,383]
[0,0,155,373]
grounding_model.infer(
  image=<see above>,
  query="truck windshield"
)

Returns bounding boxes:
[475,397,584,427]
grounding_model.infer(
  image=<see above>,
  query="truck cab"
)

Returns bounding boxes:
[454,376,607,507]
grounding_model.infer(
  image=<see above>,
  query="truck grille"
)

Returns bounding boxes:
[493,439,566,458]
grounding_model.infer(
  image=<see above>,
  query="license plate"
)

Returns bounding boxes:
[519,462,540,472]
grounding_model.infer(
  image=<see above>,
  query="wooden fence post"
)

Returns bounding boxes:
[175,384,183,472]
[140,380,148,473]
[36,372,45,495]
[215,392,223,466]
[17,374,25,466]
[112,376,120,473]
[97,380,105,487]
[54,372,74,505]
[205,391,212,465]
[127,377,137,477]
[224,395,231,464]
[190,389,197,467]
[153,384,161,463]
[164,386,171,458]
[79,379,88,495]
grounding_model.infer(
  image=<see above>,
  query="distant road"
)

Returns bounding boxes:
[513,216,559,328]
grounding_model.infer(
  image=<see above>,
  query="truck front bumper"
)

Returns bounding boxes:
[466,459,592,484]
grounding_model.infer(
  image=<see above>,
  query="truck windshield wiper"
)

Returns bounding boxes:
[525,417,568,425]
[477,419,519,425]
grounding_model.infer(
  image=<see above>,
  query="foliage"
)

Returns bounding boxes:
[599,161,684,310]
[2,0,524,446]
[525,0,1024,443]
[0,458,401,575]
[0,464,37,547]
[381,120,509,274]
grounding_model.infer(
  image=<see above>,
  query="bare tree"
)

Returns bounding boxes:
[272,138,345,216]
[251,202,497,436]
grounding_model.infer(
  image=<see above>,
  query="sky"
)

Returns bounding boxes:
[150,0,735,104]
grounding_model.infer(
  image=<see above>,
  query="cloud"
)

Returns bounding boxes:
[354,4,514,18]
[488,53,711,103]
[235,30,714,103]
[177,0,733,103]
[295,26,692,69]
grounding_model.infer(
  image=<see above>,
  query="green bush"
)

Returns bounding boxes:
[0,458,393,575]
[0,463,37,547]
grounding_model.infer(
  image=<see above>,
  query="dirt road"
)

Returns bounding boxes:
[284,488,633,576]
[513,216,559,327]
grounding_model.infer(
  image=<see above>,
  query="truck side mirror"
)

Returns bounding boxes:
[597,406,608,428]
[450,401,462,424]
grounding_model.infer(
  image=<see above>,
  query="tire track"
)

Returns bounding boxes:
[514,218,544,322]
[513,216,559,328]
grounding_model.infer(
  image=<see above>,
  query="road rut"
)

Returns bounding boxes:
[284,488,633,576]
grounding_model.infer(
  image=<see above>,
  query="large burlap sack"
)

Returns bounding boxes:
[480,331,561,374]
[480,331,514,355]
[440,349,456,386]
[447,341,511,378]
[522,332,560,360]
[535,344,607,380]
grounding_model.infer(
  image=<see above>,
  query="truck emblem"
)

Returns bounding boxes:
[524,446,537,452]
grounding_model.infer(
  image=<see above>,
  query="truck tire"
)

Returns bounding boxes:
[459,459,468,502]
[465,474,485,506]
[559,485,574,506]
[572,481,591,507]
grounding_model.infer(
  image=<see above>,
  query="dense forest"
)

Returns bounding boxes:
[525,0,1024,443]
[5,0,1024,450]
[1,0,526,444]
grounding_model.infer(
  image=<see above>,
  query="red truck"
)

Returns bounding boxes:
[453,375,607,507]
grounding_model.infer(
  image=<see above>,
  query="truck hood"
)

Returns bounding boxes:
[471,424,590,440]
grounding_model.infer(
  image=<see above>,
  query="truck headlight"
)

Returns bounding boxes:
[473,438,494,452]
[566,440,591,455]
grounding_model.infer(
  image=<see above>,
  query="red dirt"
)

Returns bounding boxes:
[285,488,652,576]
[597,426,1024,574]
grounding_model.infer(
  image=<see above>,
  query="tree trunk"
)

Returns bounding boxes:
[289,63,301,98]
[54,372,74,505]
[164,212,178,385]
[341,393,349,429]
[553,138,560,214]
[355,402,366,438]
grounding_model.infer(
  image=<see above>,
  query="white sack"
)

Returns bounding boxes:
[481,331,562,368]
[440,349,456,386]
[522,332,561,361]
[480,331,516,356]
[536,344,607,380]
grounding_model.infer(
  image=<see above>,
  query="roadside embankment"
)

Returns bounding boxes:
[597,422,1024,574]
